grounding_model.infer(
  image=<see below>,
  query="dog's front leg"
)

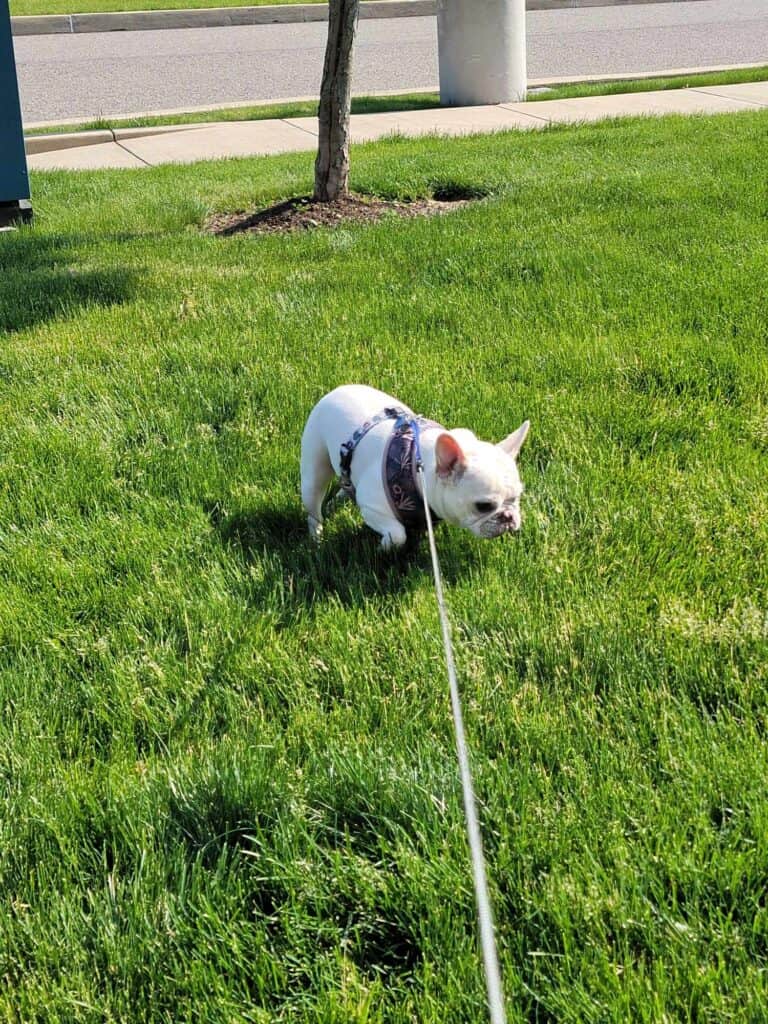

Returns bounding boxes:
[357,505,407,551]
[354,468,406,550]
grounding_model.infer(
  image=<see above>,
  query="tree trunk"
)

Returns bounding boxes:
[313,0,360,202]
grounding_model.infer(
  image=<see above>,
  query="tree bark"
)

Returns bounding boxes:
[313,0,360,202]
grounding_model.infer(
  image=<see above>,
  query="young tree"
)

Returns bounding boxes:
[313,0,360,202]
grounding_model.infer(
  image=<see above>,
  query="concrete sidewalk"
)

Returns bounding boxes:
[26,80,768,171]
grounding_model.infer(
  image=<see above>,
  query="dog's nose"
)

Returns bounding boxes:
[499,508,521,530]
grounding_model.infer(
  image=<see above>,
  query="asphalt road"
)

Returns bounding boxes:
[15,0,768,124]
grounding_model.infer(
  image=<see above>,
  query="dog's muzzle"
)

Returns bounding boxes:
[476,507,521,539]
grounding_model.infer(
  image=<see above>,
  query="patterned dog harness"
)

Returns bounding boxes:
[339,407,443,531]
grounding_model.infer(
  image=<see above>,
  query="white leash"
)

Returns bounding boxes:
[416,456,508,1024]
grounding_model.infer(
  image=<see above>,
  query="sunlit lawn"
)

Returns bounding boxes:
[2,109,767,1022]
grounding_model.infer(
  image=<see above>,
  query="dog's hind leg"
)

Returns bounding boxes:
[300,436,335,542]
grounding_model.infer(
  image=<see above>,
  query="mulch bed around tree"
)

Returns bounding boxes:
[206,193,469,237]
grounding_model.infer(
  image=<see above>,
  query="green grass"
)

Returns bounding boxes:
[12,0,320,15]
[25,65,768,136]
[528,63,768,102]
[3,109,768,1022]
[26,93,443,136]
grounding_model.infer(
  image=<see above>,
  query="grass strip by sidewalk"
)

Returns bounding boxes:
[12,0,320,14]
[25,64,768,137]
[26,92,443,137]
[2,108,768,1021]
[526,63,768,102]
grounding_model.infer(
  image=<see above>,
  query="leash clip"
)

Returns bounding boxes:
[408,416,425,473]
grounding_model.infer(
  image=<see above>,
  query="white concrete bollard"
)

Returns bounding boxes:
[437,0,527,107]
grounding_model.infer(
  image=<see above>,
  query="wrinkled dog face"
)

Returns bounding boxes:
[434,422,529,539]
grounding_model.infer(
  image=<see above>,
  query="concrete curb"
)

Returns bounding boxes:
[12,0,430,35]
[25,129,114,152]
[24,122,205,152]
[10,0,710,37]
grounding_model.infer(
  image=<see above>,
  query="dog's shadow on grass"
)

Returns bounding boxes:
[213,502,477,614]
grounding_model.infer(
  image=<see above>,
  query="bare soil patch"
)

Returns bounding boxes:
[206,193,469,237]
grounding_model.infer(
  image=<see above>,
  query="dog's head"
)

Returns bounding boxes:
[432,422,529,538]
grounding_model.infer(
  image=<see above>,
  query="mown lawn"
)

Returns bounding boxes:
[1,111,767,1023]
[12,0,319,15]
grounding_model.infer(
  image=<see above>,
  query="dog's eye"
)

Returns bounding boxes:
[475,501,496,515]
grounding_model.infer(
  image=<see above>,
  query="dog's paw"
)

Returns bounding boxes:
[380,526,407,552]
[308,516,323,543]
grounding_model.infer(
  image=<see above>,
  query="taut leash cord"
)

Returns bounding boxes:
[413,421,507,1024]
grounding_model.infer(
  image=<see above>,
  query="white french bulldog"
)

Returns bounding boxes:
[301,385,529,551]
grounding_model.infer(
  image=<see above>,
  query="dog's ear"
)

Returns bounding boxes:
[498,420,529,459]
[435,433,467,478]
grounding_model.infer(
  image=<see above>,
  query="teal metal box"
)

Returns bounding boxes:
[0,0,32,226]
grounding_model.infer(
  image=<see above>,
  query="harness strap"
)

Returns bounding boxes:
[339,407,442,531]
[382,415,443,530]
[339,406,407,495]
